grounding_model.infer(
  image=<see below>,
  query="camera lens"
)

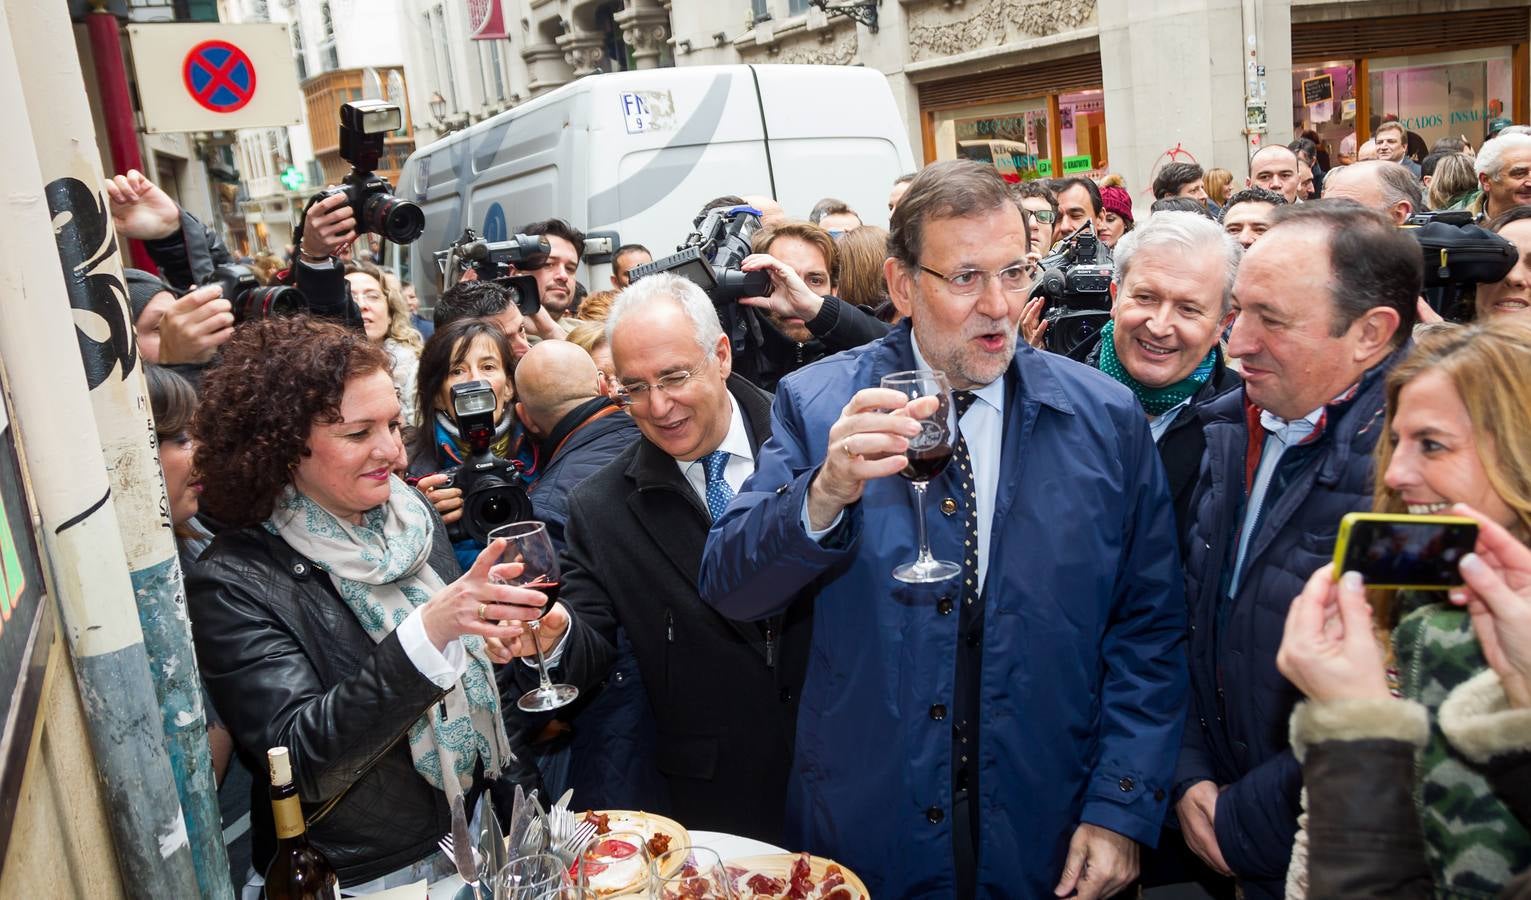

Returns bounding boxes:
[363,192,425,245]
[236,285,308,323]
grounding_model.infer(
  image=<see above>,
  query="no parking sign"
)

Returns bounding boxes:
[128,24,301,134]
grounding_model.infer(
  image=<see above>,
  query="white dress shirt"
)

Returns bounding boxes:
[396,607,468,687]
[1228,404,1324,596]
[805,337,1007,592]
[679,394,755,512]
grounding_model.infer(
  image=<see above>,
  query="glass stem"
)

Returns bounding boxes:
[912,481,934,564]
[527,620,554,692]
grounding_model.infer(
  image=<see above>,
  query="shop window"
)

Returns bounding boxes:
[932,98,1053,183]
[1057,89,1108,179]
[1369,49,1513,149]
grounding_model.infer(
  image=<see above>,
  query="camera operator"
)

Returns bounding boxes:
[736,221,890,392]
[516,218,585,336]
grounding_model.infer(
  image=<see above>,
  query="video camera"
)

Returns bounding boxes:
[314,100,425,246]
[1030,222,1114,360]
[627,204,772,302]
[1402,210,1518,321]
[435,227,548,316]
[439,380,533,545]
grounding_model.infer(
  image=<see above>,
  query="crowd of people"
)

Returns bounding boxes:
[100,114,1531,899]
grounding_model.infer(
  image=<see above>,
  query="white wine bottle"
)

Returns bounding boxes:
[263,747,340,900]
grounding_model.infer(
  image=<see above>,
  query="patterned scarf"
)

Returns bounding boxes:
[264,476,512,794]
[1094,320,1216,416]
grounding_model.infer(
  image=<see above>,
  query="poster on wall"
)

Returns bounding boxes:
[1302,74,1335,105]
[1245,100,1269,133]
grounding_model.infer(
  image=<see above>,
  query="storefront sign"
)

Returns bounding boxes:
[1036,159,1053,177]
[1063,155,1093,173]
[1391,106,1503,132]
[1302,74,1334,105]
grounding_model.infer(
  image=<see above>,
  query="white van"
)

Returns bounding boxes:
[396,64,916,307]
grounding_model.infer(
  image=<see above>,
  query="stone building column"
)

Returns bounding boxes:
[557,29,606,78]
[522,41,575,95]
[615,0,671,70]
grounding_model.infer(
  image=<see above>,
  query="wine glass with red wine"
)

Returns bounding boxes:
[880,370,961,584]
[488,521,580,712]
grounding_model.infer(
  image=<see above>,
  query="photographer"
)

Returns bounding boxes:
[107,168,357,324]
[408,319,526,569]
[125,267,232,375]
[516,218,584,336]
[736,221,889,392]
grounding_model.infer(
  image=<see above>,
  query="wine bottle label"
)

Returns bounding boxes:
[272,794,306,840]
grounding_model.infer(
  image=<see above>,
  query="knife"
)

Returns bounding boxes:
[478,788,505,885]
[449,788,478,886]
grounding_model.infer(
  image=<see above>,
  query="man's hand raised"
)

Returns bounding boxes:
[805,387,924,532]
[739,253,826,323]
[105,169,181,241]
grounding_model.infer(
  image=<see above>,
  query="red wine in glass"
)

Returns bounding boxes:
[522,580,561,616]
[881,370,961,584]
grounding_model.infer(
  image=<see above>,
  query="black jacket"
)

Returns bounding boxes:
[528,399,639,554]
[186,517,534,886]
[533,374,812,842]
[1157,350,1241,552]
[733,294,889,393]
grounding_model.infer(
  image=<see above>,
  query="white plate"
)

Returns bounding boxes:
[686,830,789,861]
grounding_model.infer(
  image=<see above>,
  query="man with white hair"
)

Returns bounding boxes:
[1471,132,1531,222]
[1093,211,1242,537]
[512,272,812,843]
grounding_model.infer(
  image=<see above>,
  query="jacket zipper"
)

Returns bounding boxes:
[764,621,776,669]
[664,609,674,694]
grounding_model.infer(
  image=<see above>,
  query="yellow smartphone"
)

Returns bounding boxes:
[1332,513,1479,590]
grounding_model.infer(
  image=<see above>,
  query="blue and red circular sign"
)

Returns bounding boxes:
[182,40,257,113]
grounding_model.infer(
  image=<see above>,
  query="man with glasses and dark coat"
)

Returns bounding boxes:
[700,160,1187,898]
[505,271,811,843]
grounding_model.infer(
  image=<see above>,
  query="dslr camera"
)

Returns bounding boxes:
[440,380,533,545]
[628,204,772,303]
[436,227,548,316]
[316,100,425,245]
[1030,222,1114,360]
[206,263,307,324]
[1403,210,1518,322]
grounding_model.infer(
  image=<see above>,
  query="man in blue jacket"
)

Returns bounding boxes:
[699,160,1189,898]
[1173,202,1420,899]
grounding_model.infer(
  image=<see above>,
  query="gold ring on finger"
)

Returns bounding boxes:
[843,437,855,458]
[477,602,488,621]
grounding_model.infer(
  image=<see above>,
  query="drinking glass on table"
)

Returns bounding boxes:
[576,830,652,895]
[880,369,961,584]
[487,521,579,712]
[650,846,737,900]
[496,852,570,900]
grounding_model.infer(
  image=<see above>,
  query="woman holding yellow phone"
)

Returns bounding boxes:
[1276,318,1531,899]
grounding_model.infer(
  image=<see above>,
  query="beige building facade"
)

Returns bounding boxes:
[403,0,1531,215]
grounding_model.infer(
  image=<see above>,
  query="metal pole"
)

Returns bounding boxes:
[3,2,232,897]
[0,11,201,898]
[84,5,157,274]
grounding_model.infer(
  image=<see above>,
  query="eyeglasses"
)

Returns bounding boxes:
[917,262,1035,296]
[614,358,709,408]
[1029,209,1058,224]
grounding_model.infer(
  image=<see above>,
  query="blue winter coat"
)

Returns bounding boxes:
[699,322,1188,897]
[1175,346,1401,900]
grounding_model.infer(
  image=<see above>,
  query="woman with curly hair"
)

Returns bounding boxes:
[186,317,555,894]
[347,260,423,427]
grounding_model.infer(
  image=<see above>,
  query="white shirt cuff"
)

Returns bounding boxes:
[521,609,573,670]
[800,494,844,542]
[397,608,468,689]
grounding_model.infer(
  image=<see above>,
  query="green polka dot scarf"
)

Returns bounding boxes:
[1095,319,1216,416]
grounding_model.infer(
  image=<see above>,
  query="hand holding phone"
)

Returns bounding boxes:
[1332,513,1479,591]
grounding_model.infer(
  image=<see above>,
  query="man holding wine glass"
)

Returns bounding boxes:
[701,160,1188,899]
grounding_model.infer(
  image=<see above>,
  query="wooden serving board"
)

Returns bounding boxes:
[725,854,871,899]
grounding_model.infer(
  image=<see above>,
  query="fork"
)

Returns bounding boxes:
[550,819,599,868]
[438,834,482,873]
